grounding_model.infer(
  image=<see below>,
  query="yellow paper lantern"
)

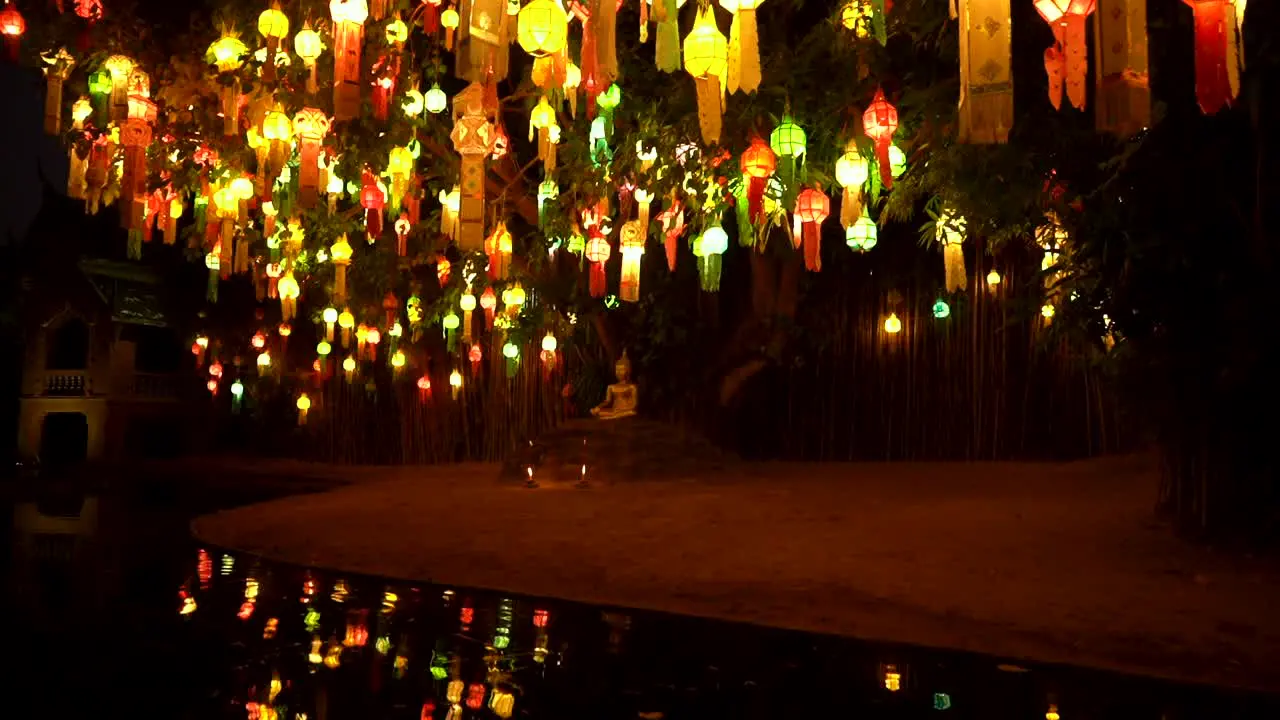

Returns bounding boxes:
[517,0,569,56]
[295,26,322,61]
[385,16,408,45]
[207,35,248,73]
[262,110,292,141]
[883,313,902,334]
[402,86,424,116]
[258,6,290,42]
[683,8,728,144]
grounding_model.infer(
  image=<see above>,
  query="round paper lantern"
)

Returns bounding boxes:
[862,88,899,187]
[503,342,519,359]
[883,313,902,334]
[0,5,26,38]
[258,6,290,41]
[846,211,878,251]
[835,148,870,188]
[932,299,951,319]
[262,110,292,141]
[207,35,248,72]
[425,84,448,114]
[541,333,558,353]
[294,26,322,66]
[794,187,829,223]
[770,118,807,158]
[517,0,568,56]
[586,235,611,263]
[385,16,409,44]
[330,0,369,24]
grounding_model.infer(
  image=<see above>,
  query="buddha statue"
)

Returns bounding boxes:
[591,351,638,420]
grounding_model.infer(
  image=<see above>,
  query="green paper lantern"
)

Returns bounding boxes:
[888,143,907,178]
[770,117,807,159]
[932,299,951,319]
[88,70,112,97]
[597,83,621,110]
[846,212,878,251]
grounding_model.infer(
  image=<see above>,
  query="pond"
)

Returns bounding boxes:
[8,481,1280,720]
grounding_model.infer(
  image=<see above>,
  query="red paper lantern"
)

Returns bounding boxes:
[740,137,776,224]
[0,5,24,61]
[465,684,485,710]
[1181,0,1239,114]
[585,232,611,298]
[794,188,830,272]
[862,88,899,188]
[361,172,386,237]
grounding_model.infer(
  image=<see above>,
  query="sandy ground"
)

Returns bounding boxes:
[191,455,1280,691]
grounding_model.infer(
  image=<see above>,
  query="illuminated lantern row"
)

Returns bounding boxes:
[683,7,728,145]
[1182,0,1246,115]
[955,0,1012,143]
[1034,0,1096,111]
[935,207,967,292]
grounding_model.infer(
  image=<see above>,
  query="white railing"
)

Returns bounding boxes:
[43,371,87,396]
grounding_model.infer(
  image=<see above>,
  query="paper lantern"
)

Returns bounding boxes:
[296,394,311,425]
[1094,0,1149,134]
[585,230,611,298]
[441,6,459,50]
[258,5,290,82]
[720,0,763,94]
[449,369,462,398]
[694,225,728,291]
[862,88,898,188]
[518,0,568,56]
[490,690,515,719]
[425,83,448,114]
[834,139,869,229]
[102,53,135,124]
[794,188,829,272]
[278,271,300,323]
[956,0,1013,143]
[935,207,967,292]
[485,222,513,279]
[292,108,330,209]
[1181,0,1244,115]
[480,287,497,327]
[883,313,902,334]
[932,299,951,319]
[540,332,558,369]
[986,269,1002,290]
[619,220,645,302]
[0,4,24,62]
[529,95,558,168]
[1034,0,1096,111]
[653,0,682,72]
[416,374,432,402]
[450,83,497,251]
[846,209,878,252]
[683,7,728,144]
[740,138,776,224]
[385,15,409,45]
[330,0,369,121]
[294,24,323,94]
[119,79,156,256]
[361,171,386,238]
[387,146,413,214]
[771,115,806,205]
[331,235,353,305]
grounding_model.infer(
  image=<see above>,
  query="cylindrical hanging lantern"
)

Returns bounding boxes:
[330,0,369,121]
[1180,0,1243,115]
[957,0,1013,142]
[292,108,330,209]
[719,0,763,94]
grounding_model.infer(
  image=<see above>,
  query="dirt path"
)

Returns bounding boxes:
[191,455,1280,690]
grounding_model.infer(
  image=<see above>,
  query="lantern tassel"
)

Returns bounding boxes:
[840,187,861,229]
[693,76,723,145]
[654,0,680,72]
[802,222,820,272]
[1187,0,1234,114]
[589,262,606,297]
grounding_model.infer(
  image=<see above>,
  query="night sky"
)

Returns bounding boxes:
[0,62,66,248]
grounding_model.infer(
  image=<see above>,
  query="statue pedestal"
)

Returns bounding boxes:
[502,418,734,486]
